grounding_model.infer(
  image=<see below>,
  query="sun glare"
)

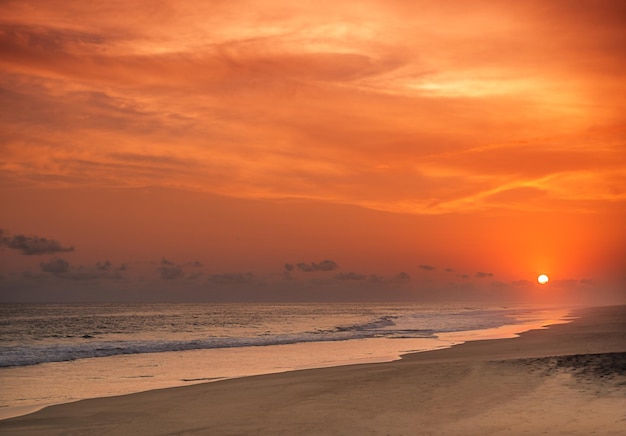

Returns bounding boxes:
[537,274,549,285]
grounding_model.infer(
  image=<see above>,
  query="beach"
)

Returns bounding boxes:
[1,305,624,435]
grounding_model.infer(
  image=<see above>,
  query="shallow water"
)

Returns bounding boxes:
[0,303,570,419]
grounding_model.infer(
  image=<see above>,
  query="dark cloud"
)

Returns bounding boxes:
[284,263,294,271]
[40,257,70,274]
[0,229,74,255]
[444,268,455,273]
[155,258,205,280]
[157,265,183,280]
[67,263,128,281]
[366,272,411,284]
[419,265,436,271]
[394,272,411,282]
[296,259,338,272]
[208,272,255,285]
[335,272,367,281]
[32,258,128,281]
[155,257,184,279]
[475,272,494,278]
[460,274,470,279]
[96,260,112,271]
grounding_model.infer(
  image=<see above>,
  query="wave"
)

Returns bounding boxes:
[0,329,436,368]
[0,306,525,368]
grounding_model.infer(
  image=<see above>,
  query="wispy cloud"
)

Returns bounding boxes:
[475,272,494,278]
[295,260,339,272]
[0,229,74,255]
[1,1,623,216]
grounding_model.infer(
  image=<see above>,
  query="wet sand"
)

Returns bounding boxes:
[1,305,624,435]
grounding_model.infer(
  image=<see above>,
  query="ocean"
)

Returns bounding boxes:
[0,303,570,419]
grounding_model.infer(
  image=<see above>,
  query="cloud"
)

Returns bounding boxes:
[284,263,294,271]
[394,272,411,282]
[64,261,129,281]
[444,268,455,273]
[96,260,112,271]
[335,272,367,281]
[154,257,186,279]
[154,258,207,280]
[367,272,411,284]
[157,265,183,280]
[40,257,70,274]
[1,230,74,255]
[296,259,338,272]
[30,258,128,281]
[475,272,494,278]
[0,0,623,218]
[419,264,436,271]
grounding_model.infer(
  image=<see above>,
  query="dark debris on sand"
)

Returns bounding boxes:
[497,352,626,386]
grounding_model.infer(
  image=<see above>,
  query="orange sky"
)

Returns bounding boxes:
[1,0,624,303]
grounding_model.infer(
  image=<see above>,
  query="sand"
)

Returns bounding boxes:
[1,305,624,435]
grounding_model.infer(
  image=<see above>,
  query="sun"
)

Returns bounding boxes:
[537,274,549,285]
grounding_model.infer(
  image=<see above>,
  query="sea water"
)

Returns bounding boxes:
[0,303,570,419]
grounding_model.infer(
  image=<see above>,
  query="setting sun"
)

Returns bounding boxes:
[0,2,625,434]
[537,274,550,285]
[0,0,624,306]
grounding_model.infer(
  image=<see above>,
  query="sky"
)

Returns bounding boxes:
[1,0,624,304]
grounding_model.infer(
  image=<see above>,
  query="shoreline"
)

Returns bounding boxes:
[0,306,571,421]
[1,305,624,434]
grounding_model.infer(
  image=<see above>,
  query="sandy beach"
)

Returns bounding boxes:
[1,305,624,435]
